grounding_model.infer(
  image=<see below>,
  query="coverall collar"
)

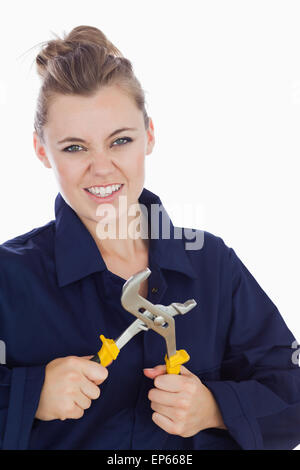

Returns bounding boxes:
[54,187,198,287]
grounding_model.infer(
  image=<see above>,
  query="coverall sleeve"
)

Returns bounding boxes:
[202,247,300,450]
[0,364,45,449]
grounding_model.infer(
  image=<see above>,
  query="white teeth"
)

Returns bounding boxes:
[87,184,122,197]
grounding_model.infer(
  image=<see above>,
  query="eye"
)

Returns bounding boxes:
[111,137,132,146]
[63,144,85,153]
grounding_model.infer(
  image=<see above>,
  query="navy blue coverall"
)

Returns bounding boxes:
[0,187,299,449]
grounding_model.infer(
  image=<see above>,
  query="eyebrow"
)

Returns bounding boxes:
[57,127,138,145]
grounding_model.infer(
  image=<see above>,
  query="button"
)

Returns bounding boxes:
[151,287,159,294]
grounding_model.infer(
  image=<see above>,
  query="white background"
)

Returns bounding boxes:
[1,0,300,448]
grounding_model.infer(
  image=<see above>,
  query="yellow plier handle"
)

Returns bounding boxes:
[91,335,189,375]
[164,349,190,374]
[90,334,120,366]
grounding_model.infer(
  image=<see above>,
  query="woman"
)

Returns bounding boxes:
[0,25,299,450]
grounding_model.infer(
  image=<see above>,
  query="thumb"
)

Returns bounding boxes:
[143,364,167,379]
[178,364,197,377]
[79,356,109,385]
[81,355,112,366]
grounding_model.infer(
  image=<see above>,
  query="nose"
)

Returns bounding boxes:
[90,150,116,177]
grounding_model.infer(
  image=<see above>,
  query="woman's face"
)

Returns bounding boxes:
[33,85,155,228]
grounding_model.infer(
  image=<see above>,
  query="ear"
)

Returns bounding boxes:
[33,131,52,169]
[145,117,155,155]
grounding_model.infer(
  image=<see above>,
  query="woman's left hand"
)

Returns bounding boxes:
[143,364,227,437]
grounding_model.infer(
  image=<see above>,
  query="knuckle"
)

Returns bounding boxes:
[48,357,60,369]
[92,387,101,399]
[94,367,108,384]
[67,371,80,382]
[67,403,77,415]
[76,408,85,419]
[64,386,75,396]
[59,400,81,420]
[84,399,92,410]
[66,356,78,367]
[65,407,84,419]
[178,397,189,410]
[150,401,156,411]
[71,406,83,419]
[186,381,197,395]
[152,411,161,425]
[174,408,185,420]
[60,405,74,420]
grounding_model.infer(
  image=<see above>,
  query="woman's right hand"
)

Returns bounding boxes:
[35,355,108,421]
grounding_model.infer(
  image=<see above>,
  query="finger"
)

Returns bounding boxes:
[61,403,84,421]
[81,355,112,367]
[151,401,175,421]
[73,390,92,410]
[154,373,185,392]
[152,410,177,435]
[179,365,197,377]
[80,360,108,385]
[80,379,101,400]
[144,365,196,385]
[148,388,185,407]
[143,365,166,379]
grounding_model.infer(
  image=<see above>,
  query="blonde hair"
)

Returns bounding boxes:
[34,25,149,143]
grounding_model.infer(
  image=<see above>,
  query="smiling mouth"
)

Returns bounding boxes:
[84,184,124,198]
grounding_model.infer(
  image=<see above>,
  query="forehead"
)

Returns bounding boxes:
[45,85,142,138]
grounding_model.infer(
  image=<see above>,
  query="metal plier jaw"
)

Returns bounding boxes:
[91,268,197,375]
[121,268,197,374]
[90,302,191,370]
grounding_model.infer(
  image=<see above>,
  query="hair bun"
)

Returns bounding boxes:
[67,25,122,55]
[36,25,122,79]
[34,25,149,143]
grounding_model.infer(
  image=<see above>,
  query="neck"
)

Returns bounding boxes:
[79,203,150,262]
